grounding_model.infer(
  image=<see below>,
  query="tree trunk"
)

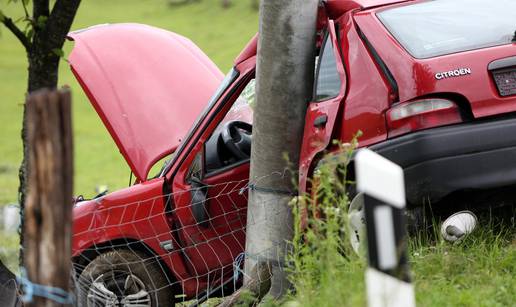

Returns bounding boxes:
[18,44,61,265]
[244,0,318,298]
[18,0,82,266]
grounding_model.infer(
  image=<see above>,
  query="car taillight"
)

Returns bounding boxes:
[386,98,462,138]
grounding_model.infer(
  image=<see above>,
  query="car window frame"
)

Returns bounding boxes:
[313,30,342,102]
[203,75,256,178]
[159,69,239,178]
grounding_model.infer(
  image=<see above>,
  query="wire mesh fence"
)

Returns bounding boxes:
[71,172,293,306]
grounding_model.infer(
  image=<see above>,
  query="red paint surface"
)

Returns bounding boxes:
[169,59,255,282]
[68,23,223,181]
[299,20,348,193]
[71,0,516,299]
[354,9,516,119]
[325,0,411,19]
[72,178,193,289]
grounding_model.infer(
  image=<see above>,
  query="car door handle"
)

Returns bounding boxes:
[313,114,328,128]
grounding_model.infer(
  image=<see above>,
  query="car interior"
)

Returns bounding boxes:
[204,79,255,174]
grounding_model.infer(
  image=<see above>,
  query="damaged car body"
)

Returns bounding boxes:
[69,0,516,304]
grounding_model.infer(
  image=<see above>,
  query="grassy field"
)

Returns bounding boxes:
[0,1,515,306]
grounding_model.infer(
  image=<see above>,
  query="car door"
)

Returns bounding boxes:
[299,20,348,192]
[169,63,256,289]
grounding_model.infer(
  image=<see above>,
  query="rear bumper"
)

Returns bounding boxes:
[370,117,516,205]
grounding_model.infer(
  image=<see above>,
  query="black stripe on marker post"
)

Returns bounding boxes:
[363,194,411,283]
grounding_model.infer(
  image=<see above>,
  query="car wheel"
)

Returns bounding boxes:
[77,249,174,307]
[348,192,366,256]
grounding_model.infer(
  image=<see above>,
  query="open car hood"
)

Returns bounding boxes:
[68,23,223,181]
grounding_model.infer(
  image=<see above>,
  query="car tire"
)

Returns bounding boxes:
[77,249,174,307]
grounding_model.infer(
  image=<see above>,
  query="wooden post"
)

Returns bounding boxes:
[23,89,73,307]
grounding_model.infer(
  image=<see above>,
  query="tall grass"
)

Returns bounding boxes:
[286,142,367,307]
[284,144,515,306]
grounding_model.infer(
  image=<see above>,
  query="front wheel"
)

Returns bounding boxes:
[77,249,174,307]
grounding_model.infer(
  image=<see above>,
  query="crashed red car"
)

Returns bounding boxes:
[69,0,516,305]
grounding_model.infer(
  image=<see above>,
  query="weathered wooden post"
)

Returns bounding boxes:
[355,149,415,307]
[22,89,74,307]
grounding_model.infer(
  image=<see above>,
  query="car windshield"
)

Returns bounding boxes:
[377,0,516,59]
[158,68,239,177]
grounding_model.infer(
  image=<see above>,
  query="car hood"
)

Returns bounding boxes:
[68,23,223,181]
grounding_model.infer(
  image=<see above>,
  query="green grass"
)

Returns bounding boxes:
[284,222,515,307]
[284,156,515,306]
[0,229,20,274]
[286,150,367,307]
[411,224,515,307]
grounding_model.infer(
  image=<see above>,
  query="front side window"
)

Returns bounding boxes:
[314,33,342,101]
[205,78,255,174]
[378,0,516,59]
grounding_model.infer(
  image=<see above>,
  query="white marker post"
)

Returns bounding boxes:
[355,149,415,307]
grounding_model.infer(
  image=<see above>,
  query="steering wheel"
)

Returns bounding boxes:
[221,121,253,160]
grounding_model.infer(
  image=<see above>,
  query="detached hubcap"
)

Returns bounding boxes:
[87,273,151,307]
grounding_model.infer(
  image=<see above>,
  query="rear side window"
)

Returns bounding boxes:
[314,34,341,101]
[378,0,516,59]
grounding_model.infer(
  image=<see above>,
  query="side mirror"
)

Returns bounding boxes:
[188,152,204,181]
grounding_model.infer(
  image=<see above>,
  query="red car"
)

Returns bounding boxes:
[70,0,516,305]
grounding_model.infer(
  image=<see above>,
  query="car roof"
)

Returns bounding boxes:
[325,0,412,18]
[234,0,414,65]
[327,0,411,10]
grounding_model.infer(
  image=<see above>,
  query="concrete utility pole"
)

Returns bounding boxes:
[244,0,319,298]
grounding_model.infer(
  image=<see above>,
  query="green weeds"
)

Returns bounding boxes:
[285,144,514,306]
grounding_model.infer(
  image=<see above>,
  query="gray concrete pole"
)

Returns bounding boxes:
[244,0,319,299]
